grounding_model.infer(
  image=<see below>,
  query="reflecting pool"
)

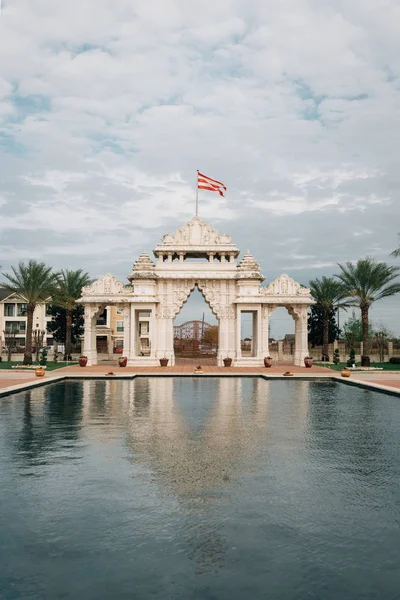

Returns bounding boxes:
[0,378,400,599]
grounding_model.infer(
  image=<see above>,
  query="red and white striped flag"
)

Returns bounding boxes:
[197,172,226,197]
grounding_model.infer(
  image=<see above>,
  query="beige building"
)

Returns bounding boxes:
[0,291,54,354]
[0,291,126,359]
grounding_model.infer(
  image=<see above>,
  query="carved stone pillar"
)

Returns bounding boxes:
[83,304,99,366]
[261,306,274,357]
[123,304,131,358]
[290,306,309,366]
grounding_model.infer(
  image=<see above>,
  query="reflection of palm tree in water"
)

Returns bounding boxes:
[15,383,83,467]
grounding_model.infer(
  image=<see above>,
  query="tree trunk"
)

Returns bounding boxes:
[64,309,72,360]
[361,305,370,367]
[24,304,35,365]
[322,311,329,361]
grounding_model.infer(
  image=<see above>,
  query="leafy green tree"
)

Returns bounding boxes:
[342,311,363,352]
[373,324,393,362]
[1,261,58,365]
[308,305,340,349]
[51,269,91,359]
[309,276,348,361]
[47,304,84,351]
[203,325,218,348]
[336,258,400,366]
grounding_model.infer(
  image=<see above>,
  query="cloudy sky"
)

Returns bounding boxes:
[0,0,399,336]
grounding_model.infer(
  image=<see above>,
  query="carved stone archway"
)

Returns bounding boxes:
[79,216,314,366]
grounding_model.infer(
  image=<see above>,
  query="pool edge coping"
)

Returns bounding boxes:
[1,371,400,398]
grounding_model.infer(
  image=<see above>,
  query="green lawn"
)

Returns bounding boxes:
[315,362,400,371]
[0,361,78,371]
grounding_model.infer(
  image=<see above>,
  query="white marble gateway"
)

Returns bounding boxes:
[79,216,314,366]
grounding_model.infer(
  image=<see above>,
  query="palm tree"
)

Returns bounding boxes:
[52,269,92,360]
[335,258,400,366]
[309,276,349,361]
[390,234,400,258]
[1,261,58,365]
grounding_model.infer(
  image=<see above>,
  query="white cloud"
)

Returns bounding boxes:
[0,0,400,332]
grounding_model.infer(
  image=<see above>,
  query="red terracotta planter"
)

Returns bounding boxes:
[79,356,88,367]
[118,357,128,367]
[159,358,169,367]
[223,358,232,367]
[264,357,273,368]
[304,358,313,368]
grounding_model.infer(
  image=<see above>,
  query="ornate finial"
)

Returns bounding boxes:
[127,252,157,281]
[236,250,264,279]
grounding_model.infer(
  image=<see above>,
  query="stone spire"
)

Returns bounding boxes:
[236,250,264,280]
[127,252,157,281]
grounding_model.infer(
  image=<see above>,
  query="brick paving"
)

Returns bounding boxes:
[368,380,400,390]
[0,377,38,390]
[55,364,333,375]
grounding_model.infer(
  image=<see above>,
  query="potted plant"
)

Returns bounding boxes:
[304,356,313,368]
[79,356,88,367]
[118,356,128,367]
[264,356,273,368]
[159,357,169,367]
[341,367,351,378]
[223,357,232,367]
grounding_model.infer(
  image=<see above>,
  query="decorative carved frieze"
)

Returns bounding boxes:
[81,274,131,299]
[261,274,311,297]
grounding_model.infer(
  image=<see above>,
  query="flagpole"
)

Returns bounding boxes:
[195,170,199,216]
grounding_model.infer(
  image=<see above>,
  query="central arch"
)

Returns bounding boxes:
[173,284,219,364]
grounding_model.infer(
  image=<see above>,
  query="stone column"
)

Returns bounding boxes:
[236,306,242,360]
[155,312,175,365]
[83,304,98,366]
[128,304,136,364]
[123,304,131,358]
[261,306,272,357]
[255,306,262,359]
[293,306,309,366]
[107,332,113,358]
[388,341,393,359]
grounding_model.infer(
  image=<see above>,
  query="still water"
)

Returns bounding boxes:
[0,378,400,599]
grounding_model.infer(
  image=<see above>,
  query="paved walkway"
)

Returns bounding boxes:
[55,364,333,375]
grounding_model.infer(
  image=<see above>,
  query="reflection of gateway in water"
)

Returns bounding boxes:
[80,377,311,498]
[80,377,301,497]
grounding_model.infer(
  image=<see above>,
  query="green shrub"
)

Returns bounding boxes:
[333,349,340,365]
[389,356,400,364]
[39,348,48,366]
[347,348,356,367]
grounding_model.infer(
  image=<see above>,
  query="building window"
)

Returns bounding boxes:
[45,304,53,316]
[4,304,15,317]
[96,309,107,326]
[5,321,26,333]
[116,320,124,333]
[17,303,27,316]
